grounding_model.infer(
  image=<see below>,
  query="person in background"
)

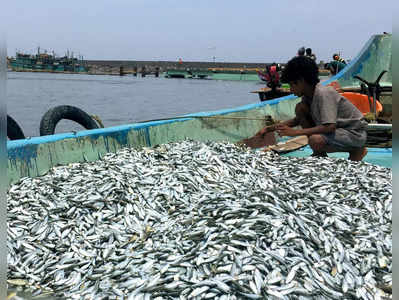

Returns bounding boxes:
[326,60,346,75]
[305,48,316,61]
[258,56,368,161]
[325,54,347,75]
[297,47,306,56]
[264,62,282,90]
[333,53,346,64]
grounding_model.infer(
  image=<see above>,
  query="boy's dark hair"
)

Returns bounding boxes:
[305,48,312,55]
[281,56,320,85]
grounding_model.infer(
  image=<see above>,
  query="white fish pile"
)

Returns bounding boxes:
[7,141,392,299]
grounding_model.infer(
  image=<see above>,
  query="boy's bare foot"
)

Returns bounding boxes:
[349,147,368,161]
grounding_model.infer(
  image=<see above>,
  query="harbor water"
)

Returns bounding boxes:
[7,72,269,138]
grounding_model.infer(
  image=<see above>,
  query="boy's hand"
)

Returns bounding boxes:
[276,124,298,137]
[257,127,268,136]
[257,125,275,136]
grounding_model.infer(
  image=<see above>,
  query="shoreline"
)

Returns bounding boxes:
[8,68,331,77]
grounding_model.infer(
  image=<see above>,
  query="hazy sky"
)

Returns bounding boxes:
[2,0,393,63]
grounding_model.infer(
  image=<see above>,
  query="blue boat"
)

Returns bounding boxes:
[7,34,392,186]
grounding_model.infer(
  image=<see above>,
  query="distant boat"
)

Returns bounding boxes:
[8,48,88,73]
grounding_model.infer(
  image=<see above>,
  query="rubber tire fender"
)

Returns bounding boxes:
[40,105,99,136]
[7,115,25,140]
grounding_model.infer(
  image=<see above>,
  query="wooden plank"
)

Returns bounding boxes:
[265,135,309,154]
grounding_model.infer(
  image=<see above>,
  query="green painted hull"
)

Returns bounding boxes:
[7,34,392,186]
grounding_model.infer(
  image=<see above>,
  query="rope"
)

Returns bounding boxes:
[135,115,277,123]
[90,114,278,129]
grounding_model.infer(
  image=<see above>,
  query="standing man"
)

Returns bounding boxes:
[297,47,306,56]
[326,53,347,74]
[333,53,346,64]
[305,48,316,61]
[326,60,346,75]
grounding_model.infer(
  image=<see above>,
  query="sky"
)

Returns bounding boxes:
[1,0,393,63]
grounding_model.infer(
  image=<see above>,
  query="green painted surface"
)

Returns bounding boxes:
[165,69,261,81]
[211,73,260,81]
[335,34,392,87]
[7,34,392,187]
[283,146,392,168]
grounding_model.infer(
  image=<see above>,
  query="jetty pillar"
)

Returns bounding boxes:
[141,66,146,77]
[133,66,138,77]
[119,66,124,76]
[155,67,159,77]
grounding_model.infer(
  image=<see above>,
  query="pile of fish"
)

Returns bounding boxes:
[7,140,392,299]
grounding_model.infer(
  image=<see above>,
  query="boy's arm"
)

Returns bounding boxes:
[294,123,336,136]
[277,123,336,137]
[280,117,299,128]
[258,117,298,135]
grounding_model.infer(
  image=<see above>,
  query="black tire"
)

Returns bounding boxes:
[40,105,99,136]
[7,115,25,140]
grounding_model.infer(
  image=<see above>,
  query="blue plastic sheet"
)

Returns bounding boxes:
[282,146,392,168]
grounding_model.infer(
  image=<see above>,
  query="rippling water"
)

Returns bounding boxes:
[7,72,269,138]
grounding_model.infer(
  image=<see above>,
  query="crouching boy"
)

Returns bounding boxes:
[271,56,368,161]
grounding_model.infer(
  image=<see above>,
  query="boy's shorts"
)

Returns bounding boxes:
[321,128,367,151]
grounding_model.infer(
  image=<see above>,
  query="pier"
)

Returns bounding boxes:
[7,57,331,77]
[86,60,330,77]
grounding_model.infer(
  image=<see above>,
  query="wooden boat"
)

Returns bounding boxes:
[7,34,392,186]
